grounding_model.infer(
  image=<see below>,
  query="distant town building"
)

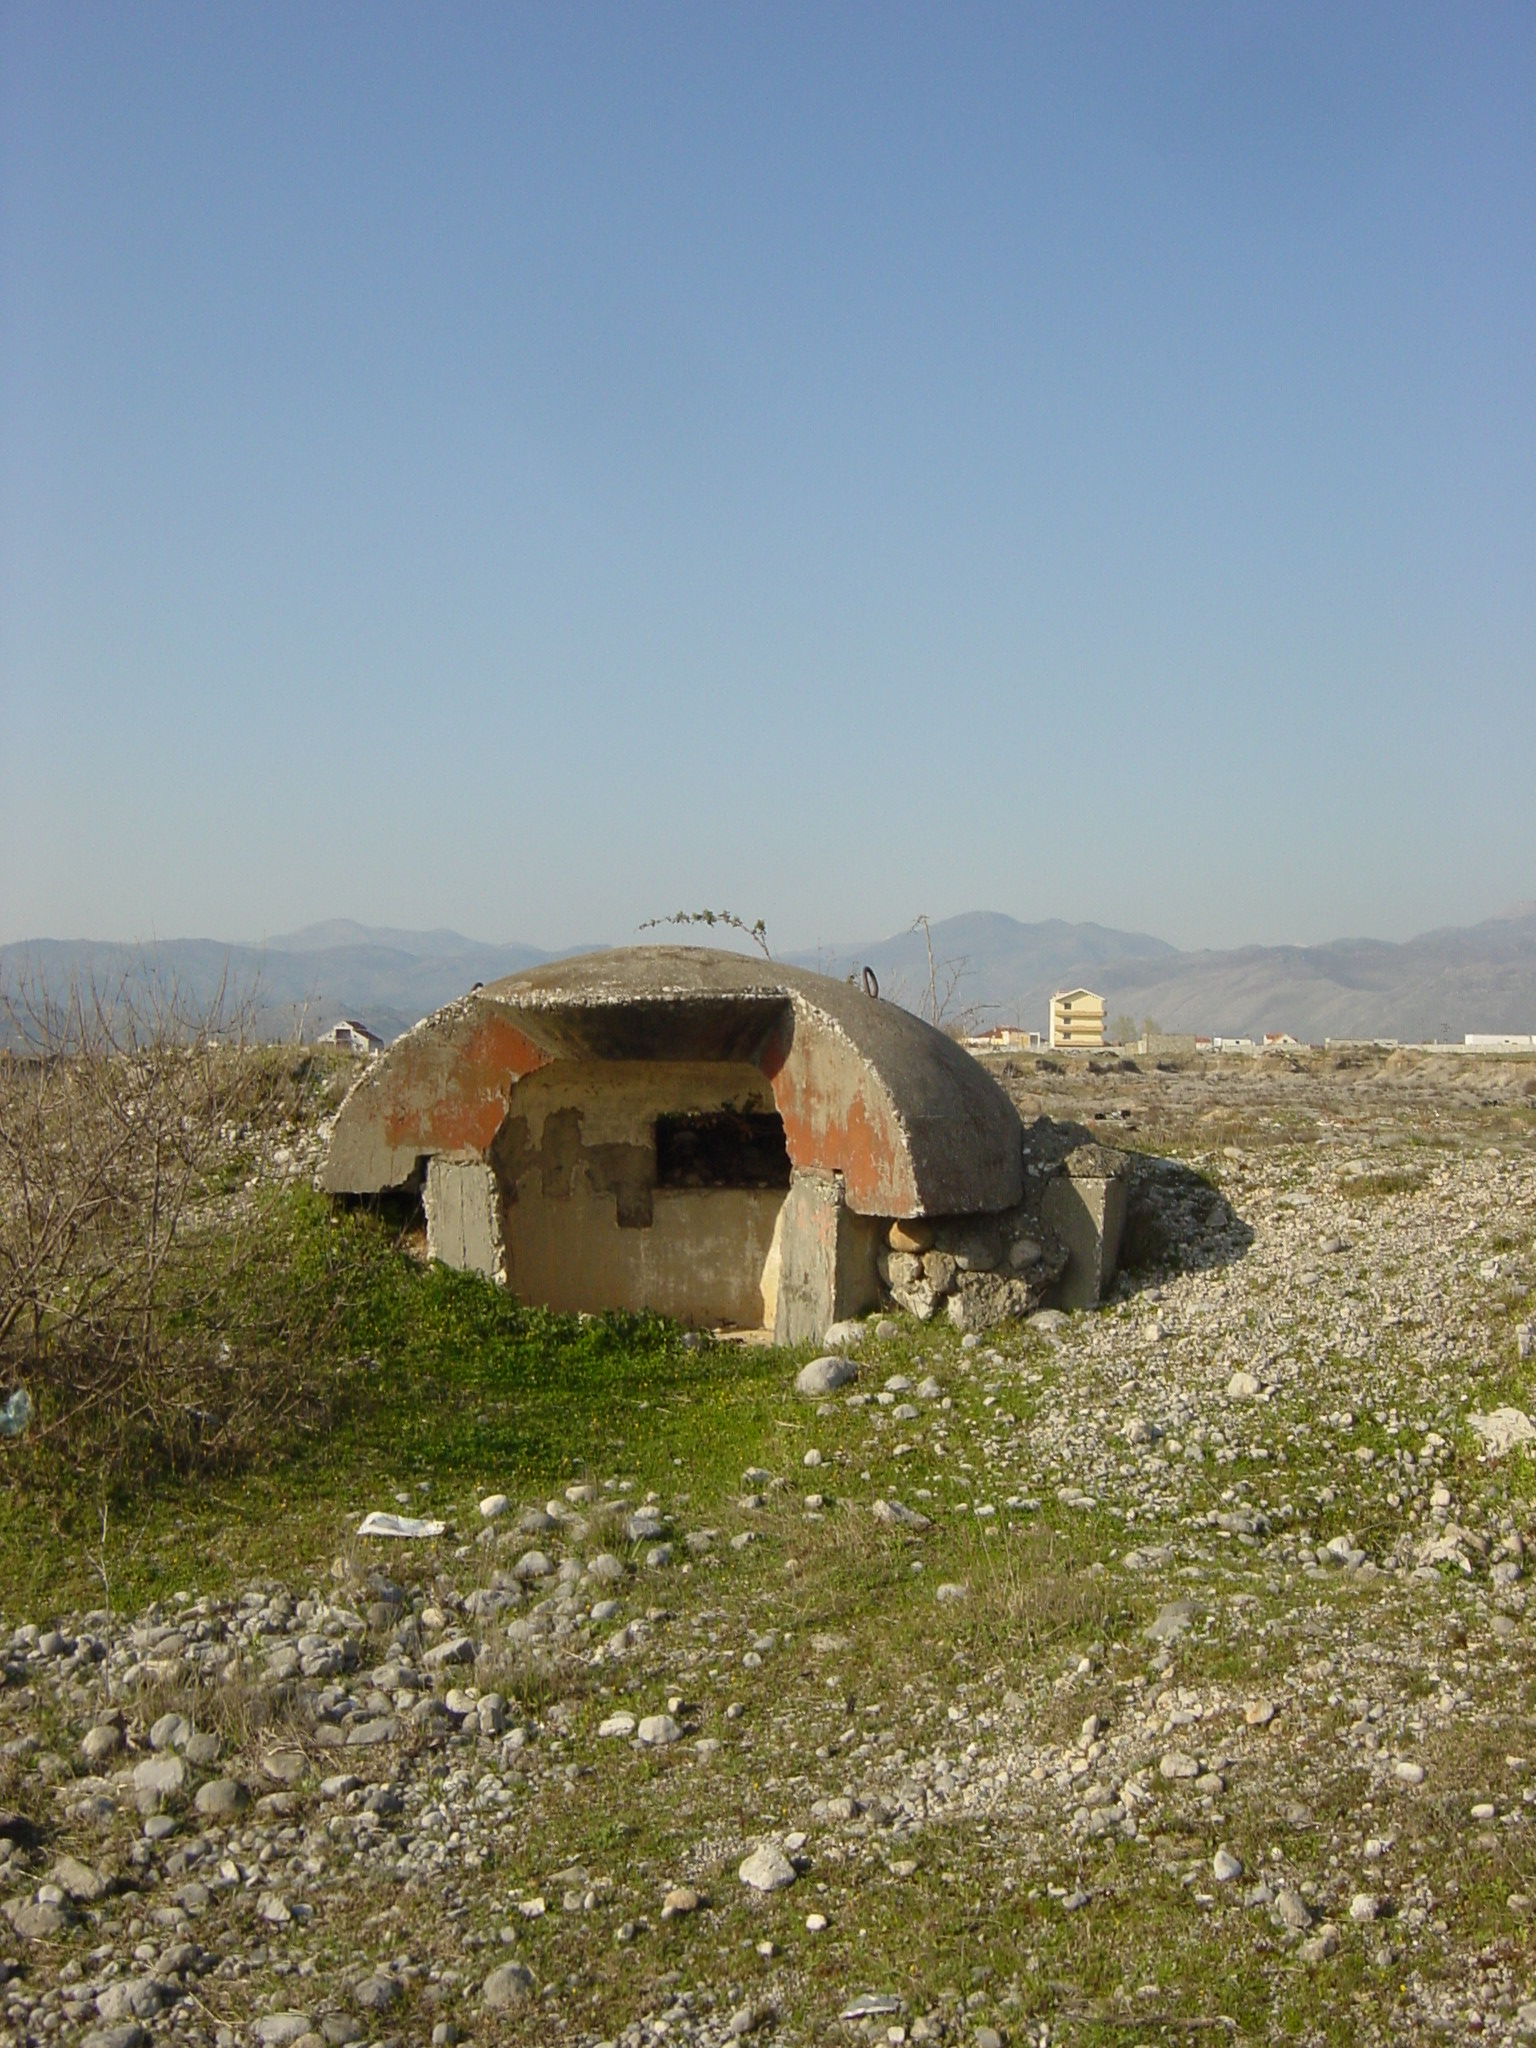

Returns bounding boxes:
[963,1026,1043,1053]
[318,1019,383,1054]
[1049,989,1106,1051]
[1138,1031,1198,1058]
[1465,1033,1536,1051]
[1263,1032,1303,1050]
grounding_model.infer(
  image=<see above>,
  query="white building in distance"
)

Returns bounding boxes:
[318,1019,383,1055]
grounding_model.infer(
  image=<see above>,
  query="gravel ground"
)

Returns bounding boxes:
[2,1049,1533,2046]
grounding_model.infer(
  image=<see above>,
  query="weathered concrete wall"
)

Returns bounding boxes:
[491,1060,785,1328]
[505,1185,783,1326]
[322,999,548,1195]
[472,950,1025,1219]
[325,949,1027,1221]
[424,1158,506,1283]
[322,949,1037,1330]
[771,1170,882,1346]
[1040,1153,1129,1310]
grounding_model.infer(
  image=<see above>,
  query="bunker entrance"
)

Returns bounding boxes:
[654,1110,792,1191]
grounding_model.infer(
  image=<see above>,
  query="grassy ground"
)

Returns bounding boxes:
[0,1189,799,1615]
[2,1052,1534,2046]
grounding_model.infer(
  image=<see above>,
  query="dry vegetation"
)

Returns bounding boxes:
[0,974,351,1474]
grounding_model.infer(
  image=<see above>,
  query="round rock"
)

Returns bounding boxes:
[194,1778,249,1820]
[86,2027,148,2048]
[149,1712,190,1752]
[253,2017,314,2048]
[738,1843,796,1891]
[96,1978,166,2022]
[1299,1923,1340,1963]
[1274,1888,1313,1931]
[1147,1600,1197,1643]
[131,1755,186,1801]
[80,1724,122,1766]
[795,1354,857,1397]
[482,1963,534,2010]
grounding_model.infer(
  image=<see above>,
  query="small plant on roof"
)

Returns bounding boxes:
[638,910,771,959]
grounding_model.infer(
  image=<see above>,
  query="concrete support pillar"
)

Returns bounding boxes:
[1040,1150,1128,1309]
[424,1157,507,1283]
[771,1169,881,1347]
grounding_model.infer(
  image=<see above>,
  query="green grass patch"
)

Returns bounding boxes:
[1340,1168,1430,1201]
[0,1187,797,1615]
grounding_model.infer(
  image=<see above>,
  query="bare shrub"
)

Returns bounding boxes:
[888,915,992,1039]
[638,909,772,957]
[0,965,342,1472]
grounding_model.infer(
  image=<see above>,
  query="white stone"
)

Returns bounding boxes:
[357,1512,446,1539]
[1159,1751,1200,1780]
[1469,1408,1536,1457]
[738,1843,797,1892]
[131,1756,186,1800]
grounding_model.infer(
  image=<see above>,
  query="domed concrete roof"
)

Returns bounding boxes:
[323,946,1023,1218]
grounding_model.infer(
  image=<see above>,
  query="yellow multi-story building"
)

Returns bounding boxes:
[1049,988,1106,1050]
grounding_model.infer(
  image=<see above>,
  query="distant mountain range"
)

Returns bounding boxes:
[0,924,558,1047]
[3,903,1534,1046]
[794,903,1536,1043]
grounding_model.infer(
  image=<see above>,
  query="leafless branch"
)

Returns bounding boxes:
[638,910,772,959]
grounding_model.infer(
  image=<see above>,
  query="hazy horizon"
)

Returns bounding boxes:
[4,7,1533,953]
[5,894,1535,962]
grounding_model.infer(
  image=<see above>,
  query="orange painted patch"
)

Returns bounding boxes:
[382,1012,549,1155]
[771,1055,912,1214]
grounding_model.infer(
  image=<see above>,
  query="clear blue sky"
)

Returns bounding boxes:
[3,4,1532,953]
